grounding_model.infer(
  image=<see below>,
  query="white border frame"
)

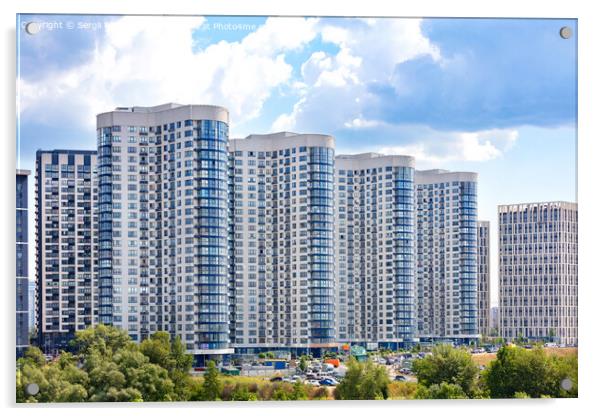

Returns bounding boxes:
[2,1,600,415]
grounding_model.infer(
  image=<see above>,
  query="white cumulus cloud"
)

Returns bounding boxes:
[18,16,319,129]
[379,128,519,164]
[271,18,440,133]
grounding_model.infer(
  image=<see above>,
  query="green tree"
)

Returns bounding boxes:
[291,380,308,400]
[299,355,308,372]
[17,349,89,403]
[412,344,479,397]
[114,347,175,401]
[201,360,222,401]
[271,384,292,400]
[17,326,199,403]
[230,385,257,401]
[483,345,577,398]
[334,357,389,400]
[70,324,133,358]
[140,332,192,399]
[415,382,468,399]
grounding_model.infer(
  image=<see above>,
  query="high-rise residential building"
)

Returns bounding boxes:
[333,153,415,349]
[96,103,232,363]
[415,169,479,343]
[498,201,578,345]
[477,220,491,336]
[35,151,98,352]
[28,280,36,332]
[16,169,31,357]
[228,132,336,355]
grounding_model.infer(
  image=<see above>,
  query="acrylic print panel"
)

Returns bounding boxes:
[16,14,577,403]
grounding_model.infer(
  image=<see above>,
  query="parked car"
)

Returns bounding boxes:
[394,375,407,382]
[270,376,283,382]
[305,379,321,386]
[319,378,338,386]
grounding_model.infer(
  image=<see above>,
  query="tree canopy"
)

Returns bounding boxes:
[483,345,578,398]
[334,357,390,400]
[17,325,192,402]
[412,344,479,397]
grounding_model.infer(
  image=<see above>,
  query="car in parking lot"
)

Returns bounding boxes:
[305,379,321,386]
[393,375,407,382]
[319,378,338,386]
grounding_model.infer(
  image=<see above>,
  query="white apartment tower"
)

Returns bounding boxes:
[35,150,98,352]
[228,132,337,355]
[498,201,578,345]
[477,220,491,336]
[415,169,479,342]
[96,104,232,363]
[334,153,416,349]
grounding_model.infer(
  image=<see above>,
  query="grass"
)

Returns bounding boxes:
[471,347,578,366]
[388,381,418,400]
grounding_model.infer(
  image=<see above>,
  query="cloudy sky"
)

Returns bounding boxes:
[17,15,577,305]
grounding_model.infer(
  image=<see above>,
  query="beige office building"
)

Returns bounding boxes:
[498,201,578,345]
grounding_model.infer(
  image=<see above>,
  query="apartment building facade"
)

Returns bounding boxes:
[30,102,498,357]
[415,169,479,343]
[477,220,491,337]
[334,153,416,349]
[16,169,31,357]
[35,151,98,352]
[498,201,578,345]
[228,132,337,355]
[96,103,232,362]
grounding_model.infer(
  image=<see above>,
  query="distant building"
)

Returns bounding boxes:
[415,170,479,343]
[334,153,416,349]
[16,169,30,357]
[498,201,578,345]
[477,221,491,336]
[28,280,36,332]
[35,150,98,353]
[490,306,499,332]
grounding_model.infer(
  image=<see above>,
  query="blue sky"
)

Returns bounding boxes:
[17,15,577,304]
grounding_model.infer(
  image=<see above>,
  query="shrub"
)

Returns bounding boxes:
[415,382,467,399]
